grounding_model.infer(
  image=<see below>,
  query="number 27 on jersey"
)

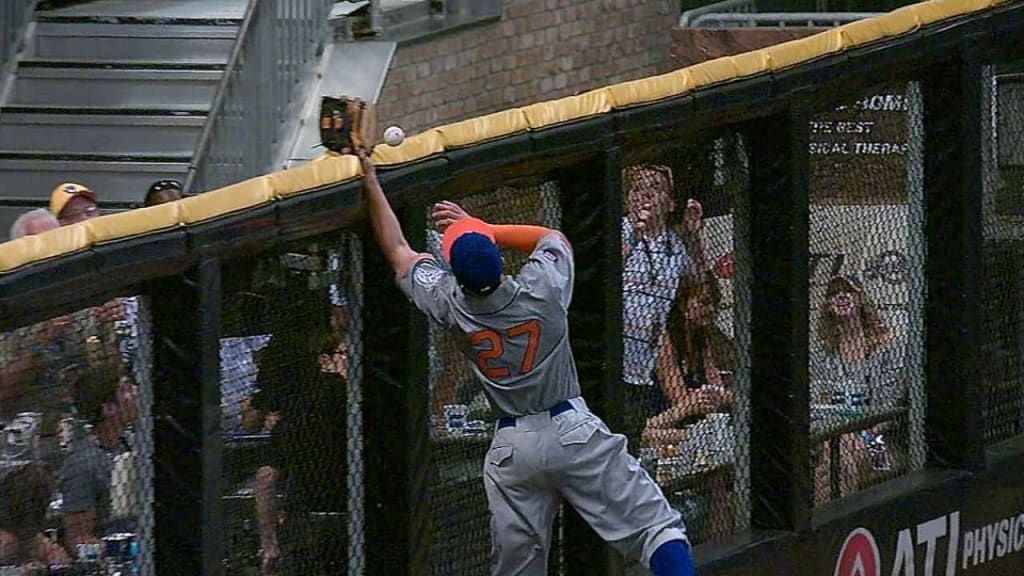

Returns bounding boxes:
[469,319,542,379]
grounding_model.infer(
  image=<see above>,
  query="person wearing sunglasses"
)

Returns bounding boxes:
[143,180,183,207]
[811,273,906,502]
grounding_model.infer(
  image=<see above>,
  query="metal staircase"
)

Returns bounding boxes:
[0,1,244,237]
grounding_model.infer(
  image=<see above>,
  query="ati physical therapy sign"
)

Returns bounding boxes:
[834,511,1024,576]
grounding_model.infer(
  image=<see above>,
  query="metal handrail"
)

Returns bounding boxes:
[679,0,757,28]
[690,11,884,28]
[184,0,334,195]
[1,0,36,83]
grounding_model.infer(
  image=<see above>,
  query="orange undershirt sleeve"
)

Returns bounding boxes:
[489,224,554,253]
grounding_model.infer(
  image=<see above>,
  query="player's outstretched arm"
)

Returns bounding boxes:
[358,148,420,277]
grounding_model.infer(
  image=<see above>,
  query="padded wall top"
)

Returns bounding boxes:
[0,0,1011,275]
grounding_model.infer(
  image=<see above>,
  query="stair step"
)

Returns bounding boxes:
[12,67,221,108]
[18,58,226,71]
[0,109,205,156]
[0,155,189,205]
[36,15,242,27]
[35,0,247,21]
[31,22,237,63]
[2,104,207,116]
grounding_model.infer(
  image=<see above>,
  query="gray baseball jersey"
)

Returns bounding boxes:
[401,230,687,574]
[400,232,579,416]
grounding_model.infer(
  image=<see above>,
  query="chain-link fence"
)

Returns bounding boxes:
[0,5,1019,575]
[426,180,564,576]
[807,81,927,505]
[0,295,153,575]
[620,137,749,554]
[220,231,363,576]
[981,62,1024,446]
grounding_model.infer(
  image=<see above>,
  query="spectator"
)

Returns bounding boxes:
[143,180,182,207]
[220,334,271,435]
[641,270,737,542]
[642,270,737,447]
[8,209,59,239]
[60,362,140,552]
[812,273,906,501]
[49,183,98,226]
[621,163,701,444]
[0,462,70,566]
[0,312,84,455]
[243,297,348,576]
[51,181,128,360]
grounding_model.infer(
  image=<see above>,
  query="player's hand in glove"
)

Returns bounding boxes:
[431,200,472,231]
[355,145,375,175]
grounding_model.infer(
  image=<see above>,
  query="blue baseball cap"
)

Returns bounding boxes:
[442,218,503,295]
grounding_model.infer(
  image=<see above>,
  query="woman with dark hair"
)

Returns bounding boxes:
[812,273,906,501]
[642,271,737,447]
[0,462,70,566]
[639,269,737,543]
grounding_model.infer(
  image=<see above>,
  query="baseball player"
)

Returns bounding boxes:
[358,148,694,576]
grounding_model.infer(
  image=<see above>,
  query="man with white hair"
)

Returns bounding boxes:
[1,208,62,419]
[8,208,59,240]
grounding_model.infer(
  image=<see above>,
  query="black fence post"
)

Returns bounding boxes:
[922,47,987,471]
[554,149,622,576]
[747,107,812,533]
[361,209,432,575]
[149,258,223,576]
[403,205,434,573]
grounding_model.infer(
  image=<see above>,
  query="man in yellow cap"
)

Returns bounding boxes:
[49,183,98,226]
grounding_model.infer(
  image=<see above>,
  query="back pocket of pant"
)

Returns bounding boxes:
[558,420,599,446]
[488,445,514,467]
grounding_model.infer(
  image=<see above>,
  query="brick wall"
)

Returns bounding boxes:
[375,0,678,135]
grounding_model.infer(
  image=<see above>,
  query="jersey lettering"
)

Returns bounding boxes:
[469,330,511,379]
[507,319,541,373]
[469,320,543,379]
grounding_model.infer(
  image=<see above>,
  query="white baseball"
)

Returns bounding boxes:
[383,126,405,147]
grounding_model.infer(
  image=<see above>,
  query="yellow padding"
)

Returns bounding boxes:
[0,0,1011,275]
[606,72,695,108]
[908,0,995,24]
[436,109,530,148]
[371,129,444,165]
[270,155,361,199]
[0,225,90,273]
[766,29,848,70]
[841,9,921,43]
[729,50,773,77]
[89,203,182,243]
[178,176,274,224]
[686,59,742,90]
[522,88,614,129]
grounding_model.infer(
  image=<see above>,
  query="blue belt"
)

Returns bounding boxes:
[498,400,575,429]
